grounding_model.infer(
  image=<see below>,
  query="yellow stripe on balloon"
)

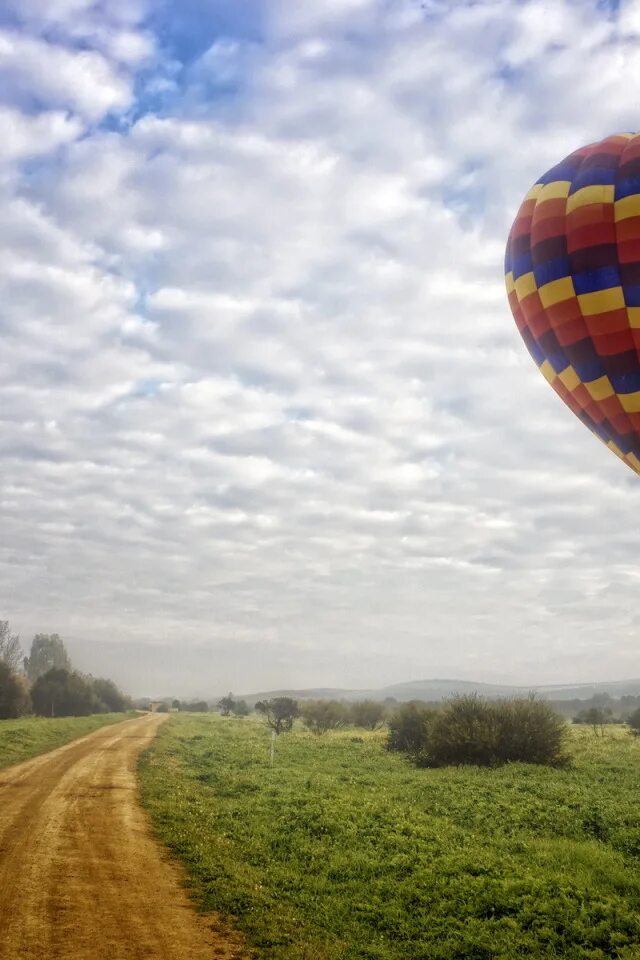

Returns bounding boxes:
[539,360,557,384]
[538,276,575,308]
[578,286,625,316]
[537,180,571,202]
[525,183,544,201]
[514,271,537,301]
[558,365,581,391]
[619,391,640,413]
[585,375,615,400]
[627,307,640,328]
[607,440,625,459]
[615,194,640,222]
[566,184,615,214]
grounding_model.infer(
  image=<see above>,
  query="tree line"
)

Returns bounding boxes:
[163,693,387,732]
[550,693,640,723]
[209,694,387,733]
[0,621,130,719]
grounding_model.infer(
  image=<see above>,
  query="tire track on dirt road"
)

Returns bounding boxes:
[0,712,245,960]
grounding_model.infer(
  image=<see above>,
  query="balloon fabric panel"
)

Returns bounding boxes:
[505,132,640,476]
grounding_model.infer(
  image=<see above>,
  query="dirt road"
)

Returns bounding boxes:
[0,713,244,960]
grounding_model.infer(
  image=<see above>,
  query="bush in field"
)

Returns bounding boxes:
[31,668,103,717]
[350,700,386,730]
[387,702,439,756]
[628,707,640,736]
[301,699,348,734]
[0,661,31,718]
[231,699,249,717]
[255,697,299,734]
[388,695,568,768]
[427,694,501,767]
[180,700,209,712]
[491,696,568,766]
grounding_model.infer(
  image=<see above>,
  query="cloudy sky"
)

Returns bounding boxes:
[2,0,640,697]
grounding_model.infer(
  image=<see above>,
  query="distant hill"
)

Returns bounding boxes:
[240,677,640,706]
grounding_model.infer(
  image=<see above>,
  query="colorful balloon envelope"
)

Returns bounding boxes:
[505,132,640,476]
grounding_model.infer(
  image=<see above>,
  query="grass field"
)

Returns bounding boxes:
[0,712,135,768]
[140,714,640,960]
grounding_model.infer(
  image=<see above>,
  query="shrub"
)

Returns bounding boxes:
[388,695,568,768]
[491,696,568,766]
[301,699,348,734]
[427,694,498,766]
[387,702,439,757]
[350,700,386,730]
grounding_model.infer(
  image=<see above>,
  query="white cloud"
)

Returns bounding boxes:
[0,29,133,121]
[1,0,640,695]
[3,0,149,29]
[0,106,81,161]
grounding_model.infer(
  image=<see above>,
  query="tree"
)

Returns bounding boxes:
[255,697,299,734]
[0,662,30,719]
[0,621,22,673]
[25,634,71,681]
[351,700,386,730]
[172,699,181,711]
[301,699,348,734]
[91,677,130,712]
[31,668,102,717]
[628,707,640,736]
[217,693,235,716]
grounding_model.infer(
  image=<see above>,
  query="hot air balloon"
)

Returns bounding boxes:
[505,132,640,475]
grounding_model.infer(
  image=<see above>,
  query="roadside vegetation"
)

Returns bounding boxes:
[0,621,131,720]
[0,713,135,768]
[141,712,640,960]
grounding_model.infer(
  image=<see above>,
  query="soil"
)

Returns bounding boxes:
[0,712,246,960]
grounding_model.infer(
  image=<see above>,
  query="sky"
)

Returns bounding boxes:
[2,0,640,698]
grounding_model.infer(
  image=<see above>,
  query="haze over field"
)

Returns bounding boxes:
[2,0,640,697]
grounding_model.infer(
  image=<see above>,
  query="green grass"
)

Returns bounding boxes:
[140,715,640,960]
[0,712,135,768]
